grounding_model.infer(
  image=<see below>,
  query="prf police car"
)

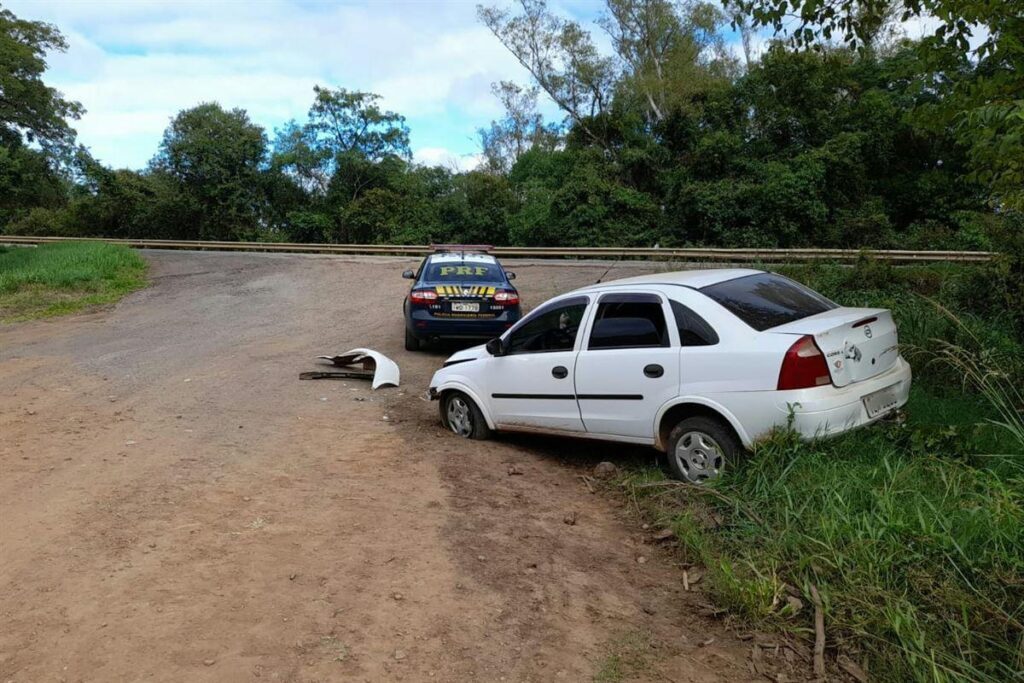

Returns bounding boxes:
[402,246,522,350]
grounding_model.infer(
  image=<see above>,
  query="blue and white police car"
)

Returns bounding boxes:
[402,246,522,351]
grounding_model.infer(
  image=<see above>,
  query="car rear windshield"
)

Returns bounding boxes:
[700,273,836,331]
[424,261,503,282]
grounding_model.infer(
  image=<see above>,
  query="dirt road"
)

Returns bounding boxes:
[0,251,769,682]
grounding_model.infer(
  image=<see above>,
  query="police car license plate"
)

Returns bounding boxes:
[862,383,899,419]
[452,302,479,313]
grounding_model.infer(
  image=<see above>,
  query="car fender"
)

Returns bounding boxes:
[652,396,753,450]
[433,378,497,430]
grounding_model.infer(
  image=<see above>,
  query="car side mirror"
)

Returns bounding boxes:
[505,271,516,280]
[401,269,415,279]
[486,337,506,357]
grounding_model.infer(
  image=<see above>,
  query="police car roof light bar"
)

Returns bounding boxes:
[431,244,494,254]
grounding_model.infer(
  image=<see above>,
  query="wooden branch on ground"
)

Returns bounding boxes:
[809,584,826,679]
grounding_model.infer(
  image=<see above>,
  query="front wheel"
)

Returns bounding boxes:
[665,416,741,483]
[441,391,492,440]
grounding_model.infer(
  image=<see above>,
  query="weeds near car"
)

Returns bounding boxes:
[0,242,147,321]
[925,304,1024,456]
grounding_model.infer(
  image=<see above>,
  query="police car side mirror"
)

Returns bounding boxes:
[401,269,415,279]
[505,271,517,280]
[486,337,506,357]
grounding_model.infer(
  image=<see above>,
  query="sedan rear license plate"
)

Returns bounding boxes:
[451,302,480,313]
[863,384,899,418]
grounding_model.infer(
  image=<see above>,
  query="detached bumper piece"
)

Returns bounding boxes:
[299,348,400,390]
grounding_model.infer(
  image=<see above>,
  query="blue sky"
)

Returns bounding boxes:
[8,0,606,171]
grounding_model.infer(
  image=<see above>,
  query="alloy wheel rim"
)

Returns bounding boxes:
[674,431,724,483]
[447,397,473,437]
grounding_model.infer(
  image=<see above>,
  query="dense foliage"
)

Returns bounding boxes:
[1,1,1019,252]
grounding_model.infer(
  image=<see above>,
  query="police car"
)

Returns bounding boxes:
[402,246,522,351]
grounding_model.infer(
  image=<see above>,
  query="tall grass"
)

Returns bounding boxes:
[926,304,1024,456]
[0,242,147,320]
[624,417,1024,681]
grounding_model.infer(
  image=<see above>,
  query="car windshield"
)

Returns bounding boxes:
[424,260,504,282]
[700,272,836,331]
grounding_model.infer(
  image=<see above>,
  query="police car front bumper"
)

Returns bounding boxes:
[407,308,519,341]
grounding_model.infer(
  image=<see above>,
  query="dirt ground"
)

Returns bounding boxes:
[0,251,795,682]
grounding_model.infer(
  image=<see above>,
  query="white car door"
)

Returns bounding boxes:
[573,292,681,440]
[485,295,591,432]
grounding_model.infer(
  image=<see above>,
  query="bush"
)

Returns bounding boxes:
[3,206,75,236]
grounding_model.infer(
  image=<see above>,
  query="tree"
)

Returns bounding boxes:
[477,81,559,174]
[0,8,83,227]
[724,0,1024,210]
[0,8,82,153]
[439,171,516,243]
[152,103,268,240]
[599,0,735,124]
[479,0,618,146]
[307,87,410,161]
[272,87,411,198]
[0,144,66,226]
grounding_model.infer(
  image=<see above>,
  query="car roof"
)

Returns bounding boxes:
[574,268,763,293]
[427,253,498,265]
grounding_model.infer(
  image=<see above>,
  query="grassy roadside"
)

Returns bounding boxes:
[0,242,148,322]
[618,259,1024,682]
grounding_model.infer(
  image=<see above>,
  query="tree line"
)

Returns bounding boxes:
[1,0,1020,250]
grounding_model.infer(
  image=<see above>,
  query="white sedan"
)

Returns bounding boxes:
[427,269,911,482]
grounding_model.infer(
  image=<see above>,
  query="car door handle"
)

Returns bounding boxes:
[551,366,568,379]
[643,364,664,378]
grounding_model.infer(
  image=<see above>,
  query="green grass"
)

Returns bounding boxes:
[0,242,148,321]
[619,260,1024,682]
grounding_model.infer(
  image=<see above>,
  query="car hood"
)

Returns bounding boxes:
[445,343,487,365]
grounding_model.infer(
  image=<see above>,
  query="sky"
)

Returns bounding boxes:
[7,0,601,171]
[8,1,950,173]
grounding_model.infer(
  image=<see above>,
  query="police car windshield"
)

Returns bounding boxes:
[424,261,504,282]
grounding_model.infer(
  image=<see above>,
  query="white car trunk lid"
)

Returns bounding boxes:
[770,307,899,387]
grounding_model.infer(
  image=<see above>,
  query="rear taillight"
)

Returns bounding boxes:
[777,335,831,390]
[493,290,519,305]
[409,289,438,304]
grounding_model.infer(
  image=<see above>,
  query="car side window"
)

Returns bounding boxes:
[506,299,588,354]
[670,300,719,346]
[588,293,669,350]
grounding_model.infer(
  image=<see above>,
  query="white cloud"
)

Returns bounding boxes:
[6,0,537,169]
[414,146,483,173]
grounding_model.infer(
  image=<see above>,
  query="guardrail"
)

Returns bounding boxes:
[0,235,998,263]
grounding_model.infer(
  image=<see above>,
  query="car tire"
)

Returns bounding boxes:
[404,328,421,351]
[665,416,741,484]
[441,391,492,440]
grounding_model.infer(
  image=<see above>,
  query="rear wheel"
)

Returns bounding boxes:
[404,327,421,351]
[665,416,741,483]
[441,391,491,440]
